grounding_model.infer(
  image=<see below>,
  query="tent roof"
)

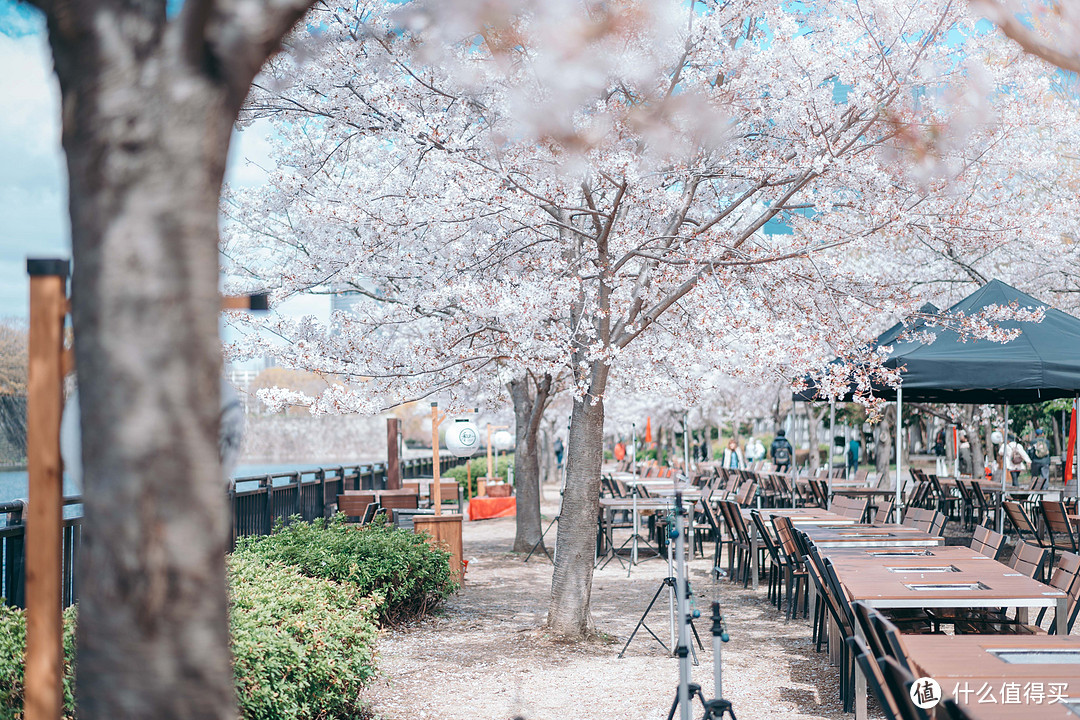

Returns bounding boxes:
[797,280,1080,405]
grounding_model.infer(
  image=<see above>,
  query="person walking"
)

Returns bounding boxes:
[933,428,948,476]
[847,437,861,475]
[770,429,794,473]
[999,433,1030,485]
[1029,428,1051,482]
[554,437,564,470]
[722,438,744,469]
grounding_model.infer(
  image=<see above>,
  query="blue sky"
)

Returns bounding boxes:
[0,0,328,328]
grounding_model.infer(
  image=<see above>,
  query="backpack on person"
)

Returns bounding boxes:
[774,444,791,464]
[1010,444,1024,466]
[1033,437,1050,459]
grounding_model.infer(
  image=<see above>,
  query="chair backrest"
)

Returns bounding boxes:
[749,510,782,561]
[847,634,900,720]
[600,475,617,498]
[877,657,931,720]
[1003,501,1046,546]
[969,524,1005,559]
[966,480,991,514]
[736,482,758,506]
[1042,500,1078,546]
[874,500,894,524]
[1007,541,1048,580]
[930,511,948,537]
[1047,551,1080,634]
[868,607,913,674]
[723,501,752,545]
[361,501,381,525]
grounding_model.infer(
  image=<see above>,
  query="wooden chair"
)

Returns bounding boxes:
[966,480,997,528]
[929,510,948,537]
[337,491,377,519]
[770,515,809,619]
[1041,500,1079,564]
[1007,540,1049,581]
[957,550,1079,635]
[1002,500,1048,549]
[968,524,1005,559]
[876,657,931,720]
[749,510,786,609]
[874,500,894,524]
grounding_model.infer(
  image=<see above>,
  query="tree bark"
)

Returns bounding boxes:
[875,405,895,477]
[32,0,318,716]
[509,374,552,553]
[547,365,609,638]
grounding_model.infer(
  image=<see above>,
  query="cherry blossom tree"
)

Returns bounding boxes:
[224,0,1079,639]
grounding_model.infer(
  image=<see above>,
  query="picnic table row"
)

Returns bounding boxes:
[743,506,1076,720]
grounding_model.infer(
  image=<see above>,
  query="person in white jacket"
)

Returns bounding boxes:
[999,434,1031,485]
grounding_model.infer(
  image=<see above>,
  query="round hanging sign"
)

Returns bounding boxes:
[446,419,481,457]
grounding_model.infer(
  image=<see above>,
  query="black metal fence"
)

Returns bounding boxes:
[1,455,466,609]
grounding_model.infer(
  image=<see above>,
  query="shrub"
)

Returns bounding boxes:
[0,560,378,720]
[0,604,79,720]
[444,454,514,495]
[229,554,378,720]
[235,515,457,624]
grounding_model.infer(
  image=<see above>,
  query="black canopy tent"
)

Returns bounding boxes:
[797,280,1080,520]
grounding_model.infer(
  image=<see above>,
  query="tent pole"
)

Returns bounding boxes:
[683,412,690,482]
[895,387,903,524]
[1067,397,1075,498]
[1000,405,1009,534]
[828,401,835,508]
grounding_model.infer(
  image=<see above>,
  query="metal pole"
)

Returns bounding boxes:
[683,413,691,478]
[673,494,692,720]
[828,400,835,509]
[1000,405,1009,533]
[631,423,637,478]
[895,386,903,524]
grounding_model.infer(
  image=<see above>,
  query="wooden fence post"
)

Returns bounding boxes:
[25,258,68,720]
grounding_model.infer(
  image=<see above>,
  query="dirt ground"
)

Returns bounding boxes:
[360,487,857,720]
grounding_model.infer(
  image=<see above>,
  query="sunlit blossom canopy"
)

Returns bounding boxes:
[798,280,1080,404]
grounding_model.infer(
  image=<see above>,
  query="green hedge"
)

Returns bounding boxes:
[0,604,76,720]
[0,559,377,720]
[444,454,514,496]
[229,554,377,720]
[234,516,457,625]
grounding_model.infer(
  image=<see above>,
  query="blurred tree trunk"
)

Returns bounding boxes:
[509,373,552,553]
[30,0,319,715]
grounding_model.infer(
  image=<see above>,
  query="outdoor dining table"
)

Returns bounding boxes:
[598,494,696,572]
[739,508,859,590]
[831,547,1069,720]
[801,523,945,550]
[900,635,1080,719]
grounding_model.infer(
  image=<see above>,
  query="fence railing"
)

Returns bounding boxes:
[1,497,82,609]
[1,455,467,609]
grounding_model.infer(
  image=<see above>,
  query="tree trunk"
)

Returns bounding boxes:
[806,404,821,474]
[875,405,895,477]
[509,374,552,553]
[35,0,317,716]
[547,366,609,638]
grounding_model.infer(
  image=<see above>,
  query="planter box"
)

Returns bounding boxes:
[486,483,513,497]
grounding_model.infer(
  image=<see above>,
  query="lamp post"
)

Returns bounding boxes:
[485,423,509,495]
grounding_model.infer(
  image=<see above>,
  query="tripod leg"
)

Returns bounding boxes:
[524,517,557,563]
[618,580,671,658]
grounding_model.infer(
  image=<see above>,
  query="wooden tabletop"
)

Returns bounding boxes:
[801,523,944,548]
[902,635,1080,720]
[834,552,1064,609]
[829,488,898,497]
[599,495,698,510]
[740,507,859,526]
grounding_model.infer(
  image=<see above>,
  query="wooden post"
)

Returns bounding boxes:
[25,258,69,720]
[431,403,443,516]
[466,461,472,501]
[386,418,401,490]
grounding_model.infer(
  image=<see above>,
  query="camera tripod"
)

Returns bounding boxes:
[617,575,704,661]
[667,488,736,720]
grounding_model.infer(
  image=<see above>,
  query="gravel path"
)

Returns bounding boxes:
[361,488,858,720]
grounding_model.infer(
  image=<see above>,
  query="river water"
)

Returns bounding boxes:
[0,463,334,509]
